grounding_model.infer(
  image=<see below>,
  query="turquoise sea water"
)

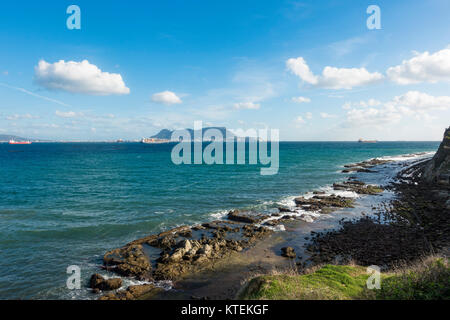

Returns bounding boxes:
[0,141,439,299]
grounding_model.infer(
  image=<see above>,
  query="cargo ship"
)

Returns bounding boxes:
[141,138,170,144]
[9,140,32,145]
[358,138,377,143]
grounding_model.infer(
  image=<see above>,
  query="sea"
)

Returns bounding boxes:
[0,141,439,299]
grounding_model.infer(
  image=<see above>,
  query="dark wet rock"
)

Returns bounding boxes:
[278,207,294,213]
[423,126,450,185]
[99,283,163,300]
[333,180,383,194]
[263,219,281,227]
[227,210,269,224]
[103,244,152,280]
[342,158,390,173]
[307,152,450,269]
[202,220,240,232]
[294,195,354,213]
[281,247,296,258]
[271,212,281,217]
[89,274,122,291]
[342,167,374,173]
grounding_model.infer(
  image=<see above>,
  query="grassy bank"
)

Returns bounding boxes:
[238,257,449,300]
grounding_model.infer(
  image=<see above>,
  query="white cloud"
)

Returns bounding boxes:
[151,91,182,105]
[318,66,384,89]
[5,113,39,120]
[387,48,450,84]
[291,96,311,103]
[345,107,402,127]
[295,116,305,124]
[34,60,130,95]
[320,112,337,119]
[305,112,313,120]
[389,91,450,111]
[286,57,318,85]
[233,102,260,110]
[55,110,83,118]
[286,57,383,89]
[342,99,381,109]
[344,91,450,127]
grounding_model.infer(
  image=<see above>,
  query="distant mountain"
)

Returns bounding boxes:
[150,129,173,140]
[0,134,31,142]
[151,127,238,141]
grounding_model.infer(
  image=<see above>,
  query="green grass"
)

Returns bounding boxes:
[238,265,376,300]
[376,258,450,300]
[238,258,449,300]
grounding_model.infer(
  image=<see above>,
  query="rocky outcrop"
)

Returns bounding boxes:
[333,180,383,194]
[294,194,355,213]
[227,210,269,224]
[423,127,450,185]
[99,284,163,300]
[341,158,390,173]
[89,274,122,291]
[103,244,152,280]
[281,247,296,259]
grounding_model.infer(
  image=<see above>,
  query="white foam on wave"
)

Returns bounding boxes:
[377,151,435,162]
[210,210,229,220]
[93,273,173,296]
[205,150,435,232]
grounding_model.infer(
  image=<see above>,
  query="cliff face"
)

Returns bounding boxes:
[423,127,450,185]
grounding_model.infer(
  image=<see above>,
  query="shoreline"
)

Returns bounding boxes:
[88,151,437,300]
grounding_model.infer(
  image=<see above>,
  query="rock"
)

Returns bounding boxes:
[99,284,163,300]
[90,274,105,289]
[281,247,296,258]
[198,244,212,257]
[333,181,383,194]
[177,239,192,251]
[278,207,293,213]
[294,195,354,213]
[103,244,152,280]
[89,274,122,291]
[423,127,450,184]
[227,210,268,224]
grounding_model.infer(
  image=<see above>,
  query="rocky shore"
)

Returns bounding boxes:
[91,178,386,299]
[305,127,449,269]
[88,128,448,300]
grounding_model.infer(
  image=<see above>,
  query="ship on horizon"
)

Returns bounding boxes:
[358,138,378,143]
[141,137,170,144]
[9,140,32,145]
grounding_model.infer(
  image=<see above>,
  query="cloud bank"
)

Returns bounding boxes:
[387,48,450,84]
[286,57,383,89]
[344,91,450,127]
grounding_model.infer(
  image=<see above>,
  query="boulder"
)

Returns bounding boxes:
[89,274,122,291]
[281,247,296,259]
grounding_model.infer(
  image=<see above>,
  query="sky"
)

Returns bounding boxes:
[0,0,449,141]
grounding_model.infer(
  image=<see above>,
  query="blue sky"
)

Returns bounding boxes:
[1,0,449,141]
